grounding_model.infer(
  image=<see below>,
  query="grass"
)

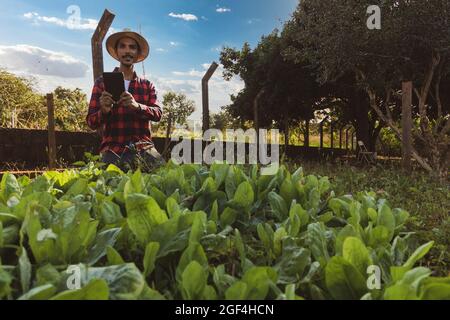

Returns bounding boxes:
[285,158,449,276]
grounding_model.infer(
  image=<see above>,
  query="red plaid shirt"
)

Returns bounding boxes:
[86,68,162,154]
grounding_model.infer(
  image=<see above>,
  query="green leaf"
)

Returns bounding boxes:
[0,266,13,299]
[420,278,450,300]
[211,162,229,188]
[18,284,56,300]
[86,228,121,265]
[0,173,21,204]
[51,279,109,300]
[403,241,434,270]
[181,261,207,300]
[307,222,330,263]
[220,207,237,227]
[241,267,278,300]
[19,248,32,293]
[106,246,125,265]
[233,181,254,209]
[189,211,207,244]
[66,263,145,300]
[225,281,248,300]
[325,256,368,300]
[342,237,372,276]
[384,283,419,300]
[125,194,168,244]
[149,186,167,210]
[166,197,180,218]
[139,285,166,300]
[280,178,297,207]
[335,225,359,255]
[143,242,160,277]
[268,191,288,220]
[275,246,311,284]
[35,264,61,287]
[100,201,123,225]
[177,242,208,282]
[369,226,391,247]
[376,201,395,241]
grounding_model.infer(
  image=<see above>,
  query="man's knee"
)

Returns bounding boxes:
[142,148,166,166]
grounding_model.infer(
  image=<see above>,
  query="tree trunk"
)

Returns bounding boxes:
[163,116,173,156]
[353,89,371,151]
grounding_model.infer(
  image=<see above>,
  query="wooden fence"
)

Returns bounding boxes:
[0,127,351,170]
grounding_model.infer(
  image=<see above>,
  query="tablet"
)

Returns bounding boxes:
[103,72,125,102]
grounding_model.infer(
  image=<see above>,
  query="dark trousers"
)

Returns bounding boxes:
[101,147,165,172]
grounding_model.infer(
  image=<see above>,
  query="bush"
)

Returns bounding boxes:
[0,162,448,300]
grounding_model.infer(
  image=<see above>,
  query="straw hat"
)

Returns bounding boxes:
[106,28,150,63]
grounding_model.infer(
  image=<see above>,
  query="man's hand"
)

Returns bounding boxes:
[118,91,140,110]
[100,91,115,114]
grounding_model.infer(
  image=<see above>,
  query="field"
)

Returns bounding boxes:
[0,161,448,300]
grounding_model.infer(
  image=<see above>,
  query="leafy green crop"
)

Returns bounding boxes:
[0,161,448,300]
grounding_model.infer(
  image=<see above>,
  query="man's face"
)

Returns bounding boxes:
[116,37,140,66]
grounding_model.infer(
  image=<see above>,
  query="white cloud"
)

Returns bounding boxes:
[156,48,167,52]
[153,64,244,120]
[172,69,205,77]
[168,12,198,21]
[0,44,89,78]
[216,8,231,13]
[23,11,98,31]
[169,41,180,47]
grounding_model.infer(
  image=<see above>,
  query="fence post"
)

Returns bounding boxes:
[330,122,334,149]
[91,9,115,82]
[351,131,355,151]
[345,128,350,151]
[202,62,219,133]
[402,81,413,171]
[339,127,343,149]
[47,94,56,169]
[304,119,310,147]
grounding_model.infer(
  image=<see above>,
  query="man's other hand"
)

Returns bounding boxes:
[100,91,115,114]
[119,91,139,109]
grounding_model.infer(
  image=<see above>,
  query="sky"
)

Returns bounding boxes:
[0,0,299,120]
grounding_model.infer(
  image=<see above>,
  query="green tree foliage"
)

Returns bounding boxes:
[210,109,240,132]
[0,70,89,132]
[0,70,45,128]
[160,92,196,154]
[290,0,450,177]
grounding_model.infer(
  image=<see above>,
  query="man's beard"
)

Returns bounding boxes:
[121,55,135,66]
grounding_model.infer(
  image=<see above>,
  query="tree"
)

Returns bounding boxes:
[53,87,89,132]
[160,92,196,155]
[210,109,240,132]
[292,0,450,178]
[0,70,45,128]
[220,30,321,146]
[0,70,90,131]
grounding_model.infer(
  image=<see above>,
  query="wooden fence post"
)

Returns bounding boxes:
[202,62,219,133]
[351,131,355,151]
[402,81,413,171]
[47,94,56,169]
[330,122,334,149]
[304,119,310,147]
[91,9,115,82]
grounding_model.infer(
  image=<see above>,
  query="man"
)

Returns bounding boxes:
[86,29,165,171]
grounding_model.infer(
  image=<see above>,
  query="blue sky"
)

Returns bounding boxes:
[0,0,298,119]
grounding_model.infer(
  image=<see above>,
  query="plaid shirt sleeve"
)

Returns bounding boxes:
[136,81,163,122]
[86,77,110,130]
